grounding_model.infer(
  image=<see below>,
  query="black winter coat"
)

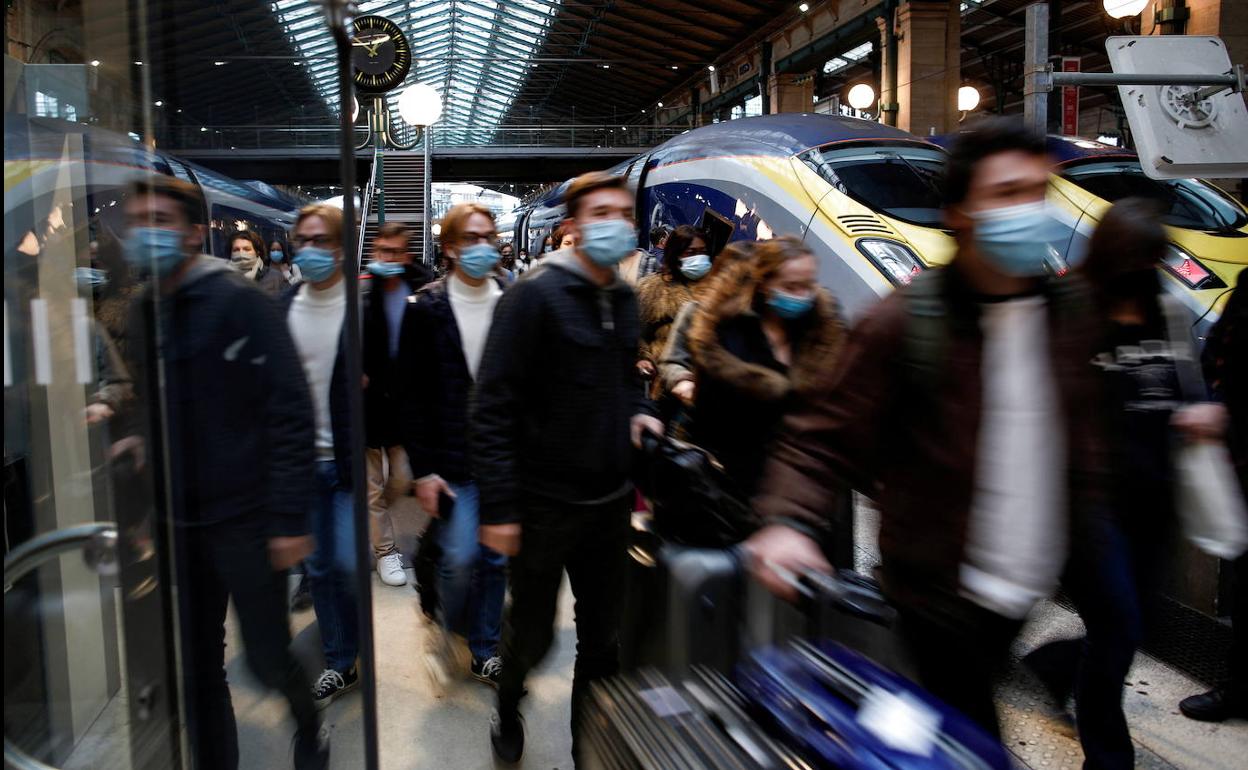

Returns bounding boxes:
[470,256,650,525]
[363,265,432,447]
[400,276,504,483]
[280,284,356,488]
[125,257,315,536]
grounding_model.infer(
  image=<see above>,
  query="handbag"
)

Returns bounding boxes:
[1162,297,1248,559]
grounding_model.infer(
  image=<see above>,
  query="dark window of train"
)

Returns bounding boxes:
[1063,162,1247,233]
[802,144,948,228]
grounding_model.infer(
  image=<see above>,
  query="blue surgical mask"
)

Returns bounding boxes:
[75,267,109,291]
[123,227,188,278]
[580,219,636,267]
[293,246,339,282]
[457,243,500,279]
[767,289,815,320]
[680,253,712,280]
[270,249,285,263]
[367,261,406,279]
[971,201,1070,278]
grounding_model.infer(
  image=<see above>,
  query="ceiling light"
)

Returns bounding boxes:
[154,100,163,107]
[799,2,810,11]
[133,61,143,65]
[657,101,664,107]
[200,126,208,132]
[214,61,226,66]
[398,83,443,126]
[957,85,980,112]
[847,83,876,110]
[90,60,100,67]
[1103,0,1148,18]
[672,66,678,70]
[707,65,716,72]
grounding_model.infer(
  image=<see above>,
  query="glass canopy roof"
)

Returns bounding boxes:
[271,1,560,144]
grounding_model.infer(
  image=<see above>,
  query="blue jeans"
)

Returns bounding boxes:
[308,460,359,672]
[437,481,507,661]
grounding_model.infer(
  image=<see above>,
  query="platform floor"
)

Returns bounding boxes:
[62,497,1245,769]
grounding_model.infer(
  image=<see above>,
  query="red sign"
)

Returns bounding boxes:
[1062,56,1081,136]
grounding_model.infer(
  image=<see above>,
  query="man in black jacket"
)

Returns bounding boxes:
[362,222,431,587]
[402,203,508,687]
[472,172,663,765]
[118,177,326,769]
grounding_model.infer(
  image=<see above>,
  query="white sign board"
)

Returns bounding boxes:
[1107,36,1248,179]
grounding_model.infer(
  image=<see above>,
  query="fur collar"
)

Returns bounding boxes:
[688,288,843,402]
[636,273,698,324]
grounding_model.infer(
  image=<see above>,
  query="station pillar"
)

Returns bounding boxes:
[895,0,961,137]
[768,72,814,114]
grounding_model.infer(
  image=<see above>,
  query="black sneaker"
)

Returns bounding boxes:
[489,710,525,764]
[312,666,358,710]
[291,574,313,612]
[1179,686,1248,722]
[471,655,503,687]
[292,722,330,770]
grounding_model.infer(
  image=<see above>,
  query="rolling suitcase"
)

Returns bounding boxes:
[735,639,1011,770]
[582,666,805,770]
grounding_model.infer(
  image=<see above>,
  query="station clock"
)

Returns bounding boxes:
[350,15,411,94]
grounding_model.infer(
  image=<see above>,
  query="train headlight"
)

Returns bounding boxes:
[857,239,924,286]
[1160,245,1226,291]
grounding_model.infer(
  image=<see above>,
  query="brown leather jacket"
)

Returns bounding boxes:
[754,266,1111,613]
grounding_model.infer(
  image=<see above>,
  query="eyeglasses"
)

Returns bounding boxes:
[292,235,335,248]
[460,231,497,247]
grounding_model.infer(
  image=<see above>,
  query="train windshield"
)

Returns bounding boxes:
[1062,160,1248,232]
[800,143,948,227]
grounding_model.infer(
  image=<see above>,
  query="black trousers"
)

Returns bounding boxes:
[496,495,631,766]
[898,599,1025,738]
[176,519,320,770]
[1231,553,1247,699]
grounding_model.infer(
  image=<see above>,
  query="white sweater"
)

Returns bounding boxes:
[448,273,502,380]
[288,280,346,458]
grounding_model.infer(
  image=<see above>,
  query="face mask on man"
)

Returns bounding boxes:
[124,227,187,278]
[458,243,501,279]
[970,201,1070,278]
[367,261,405,279]
[75,266,109,293]
[680,253,712,280]
[293,246,338,283]
[767,289,815,320]
[579,219,636,267]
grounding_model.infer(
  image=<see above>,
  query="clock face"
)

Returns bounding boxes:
[351,15,411,93]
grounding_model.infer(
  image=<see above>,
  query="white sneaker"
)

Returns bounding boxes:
[376,553,407,586]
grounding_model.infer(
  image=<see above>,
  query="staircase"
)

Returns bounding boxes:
[359,150,428,265]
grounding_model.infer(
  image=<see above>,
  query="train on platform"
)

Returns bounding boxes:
[508,114,1244,340]
[5,116,303,267]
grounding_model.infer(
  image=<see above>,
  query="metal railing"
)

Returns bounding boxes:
[4,523,118,770]
[163,124,687,152]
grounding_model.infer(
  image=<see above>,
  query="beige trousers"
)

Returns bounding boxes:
[365,445,410,558]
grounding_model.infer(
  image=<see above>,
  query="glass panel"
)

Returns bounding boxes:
[802,144,951,227]
[1063,162,1248,232]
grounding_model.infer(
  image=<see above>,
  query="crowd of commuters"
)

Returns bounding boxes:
[105,116,1245,770]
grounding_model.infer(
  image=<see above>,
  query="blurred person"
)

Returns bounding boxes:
[1021,199,1229,767]
[554,224,577,252]
[285,204,361,709]
[362,222,432,587]
[117,177,326,769]
[401,203,509,687]
[229,229,285,296]
[641,224,671,278]
[658,237,842,501]
[539,233,555,256]
[271,239,302,285]
[472,172,662,764]
[497,242,518,282]
[745,119,1110,737]
[1180,268,1248,723]
[635,225,711,395]
[517,248,531,275]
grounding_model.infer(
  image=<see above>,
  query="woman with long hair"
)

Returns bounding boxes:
[635,225,712,391]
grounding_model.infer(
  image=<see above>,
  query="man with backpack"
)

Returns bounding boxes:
[746,119,1110,736]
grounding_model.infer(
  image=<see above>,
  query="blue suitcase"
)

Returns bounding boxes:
[735,639,1011,770]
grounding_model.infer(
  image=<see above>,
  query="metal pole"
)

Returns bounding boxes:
[326,4,380,769]
[1050,70,1241,89]
[423,127,432,265]
[1024,2,1050,137]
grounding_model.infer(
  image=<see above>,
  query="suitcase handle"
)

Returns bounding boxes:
[761,558,897,628]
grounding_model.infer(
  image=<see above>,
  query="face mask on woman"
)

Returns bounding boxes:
[680,253,712,280]
[767,289,815,320]
[971,201,1070,277]
[270,248,285,263]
